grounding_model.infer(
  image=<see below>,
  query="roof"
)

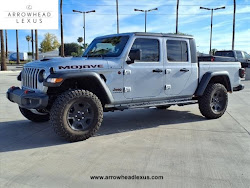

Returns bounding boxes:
[133,32,194,39]
[95,32,194,39]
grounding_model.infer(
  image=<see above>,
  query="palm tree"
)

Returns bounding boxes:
[60,0,65,57]
[0,30,7,70]
[35,30,38,60]
[26,35,31,52]
[211,48,217,55]
[16,30,20,64]
[77,37,83,45]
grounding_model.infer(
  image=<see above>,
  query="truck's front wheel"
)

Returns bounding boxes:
[50,89,103,142]
[198,83,228,119]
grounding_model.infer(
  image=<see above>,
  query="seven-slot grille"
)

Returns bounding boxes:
[22,67,42,89]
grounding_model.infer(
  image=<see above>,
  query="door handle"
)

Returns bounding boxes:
[153,69,163,73]
[180,68,189,72]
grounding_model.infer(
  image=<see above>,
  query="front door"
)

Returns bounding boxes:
[124,37,164,99]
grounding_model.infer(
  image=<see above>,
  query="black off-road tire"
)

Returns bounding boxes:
[19,106,50,122]
[156,105,171,110]
[198,83,228,119]
[50,89,103,142]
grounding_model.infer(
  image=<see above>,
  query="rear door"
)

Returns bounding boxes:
[164,38,197,97]
[123,37,164,99]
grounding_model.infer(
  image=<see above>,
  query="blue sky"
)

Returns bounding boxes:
[4,0,250,54]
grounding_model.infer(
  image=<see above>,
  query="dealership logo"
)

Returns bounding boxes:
[26,5,32,10]
[0,0,58,29]
[7,5,52,24]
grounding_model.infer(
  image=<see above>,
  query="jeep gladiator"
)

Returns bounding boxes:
[7,32,245,142]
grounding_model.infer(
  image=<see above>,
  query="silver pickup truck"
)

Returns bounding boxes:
[7,32,245,142]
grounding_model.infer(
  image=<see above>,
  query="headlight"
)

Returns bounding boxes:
[38,70,45,83]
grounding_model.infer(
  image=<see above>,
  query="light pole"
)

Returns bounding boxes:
[116,0,119,34]
[176,0,179,34]
[5,30,8,59]
[73,9,95,50]
[200,6,225,55]
[232,0,236,50]
[134,8,158,32]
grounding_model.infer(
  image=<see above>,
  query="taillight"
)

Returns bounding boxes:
[239,68,245,78]
[211,57,215,62]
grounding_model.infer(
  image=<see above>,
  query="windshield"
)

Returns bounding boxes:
[83,36,129,57]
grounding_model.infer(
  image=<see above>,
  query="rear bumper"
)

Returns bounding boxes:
[233,84,244,92]
[6,87,48,109]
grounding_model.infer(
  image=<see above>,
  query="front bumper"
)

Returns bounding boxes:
[6,87,48,109]
[233,84,244,92]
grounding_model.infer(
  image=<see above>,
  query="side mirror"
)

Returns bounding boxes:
[126,49,141,64]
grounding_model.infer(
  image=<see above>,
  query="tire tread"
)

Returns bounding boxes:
[50,89,103,142]
[198,83,228,119]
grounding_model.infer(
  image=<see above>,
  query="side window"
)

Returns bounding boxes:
[167,40,188,62]
[130,38,159,62]
[236,51,243,58]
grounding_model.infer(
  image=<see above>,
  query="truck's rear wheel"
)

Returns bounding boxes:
[198,83,228,119]
[19,106,50,122]
[50,89,103,142]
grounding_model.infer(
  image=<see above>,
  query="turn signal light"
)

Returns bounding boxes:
[47,78,63,83]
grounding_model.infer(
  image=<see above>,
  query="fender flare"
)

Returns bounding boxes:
[44,72,114,104]
[195,71,232,96]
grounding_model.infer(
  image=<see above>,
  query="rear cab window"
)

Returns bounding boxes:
[166,39,189,62]
[215,51,234,57]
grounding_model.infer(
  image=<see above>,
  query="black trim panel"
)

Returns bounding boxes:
[233,84,244,91]
[195,71,232,96]
[44,71,114,104]
[6,87,48,109]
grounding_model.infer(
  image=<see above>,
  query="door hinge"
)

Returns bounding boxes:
[124,69,132,75]
[124,87,132,93]
[165,85,171,90]
[165,69,171,74]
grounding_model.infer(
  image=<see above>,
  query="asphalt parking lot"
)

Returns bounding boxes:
[0,71,250,188]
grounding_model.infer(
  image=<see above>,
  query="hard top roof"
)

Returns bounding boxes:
[95,32,194,39]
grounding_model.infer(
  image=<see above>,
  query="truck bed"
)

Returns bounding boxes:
[199,61,241,89]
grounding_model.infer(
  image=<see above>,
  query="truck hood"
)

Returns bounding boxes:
[24,57,109,72]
